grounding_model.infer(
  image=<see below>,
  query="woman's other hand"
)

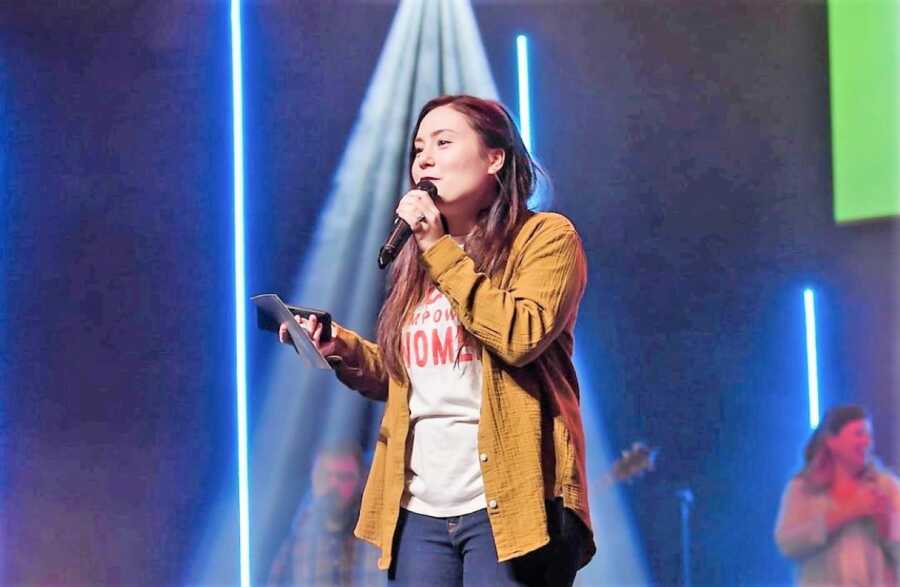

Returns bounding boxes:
[279,313,345,359]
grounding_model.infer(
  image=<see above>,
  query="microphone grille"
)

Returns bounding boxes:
[416,180,438,199]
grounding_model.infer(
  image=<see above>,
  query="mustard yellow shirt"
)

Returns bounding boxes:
[328,212,596,571]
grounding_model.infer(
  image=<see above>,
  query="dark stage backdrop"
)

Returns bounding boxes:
[3,1,896,586]
[1,3,235,585]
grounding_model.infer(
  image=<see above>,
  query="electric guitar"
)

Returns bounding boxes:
[594,442,657,491]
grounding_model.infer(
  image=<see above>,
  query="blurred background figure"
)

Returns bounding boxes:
[266,442,380,586]
[775,405,900,586]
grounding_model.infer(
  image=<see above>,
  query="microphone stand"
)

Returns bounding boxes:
[676,487,694,587]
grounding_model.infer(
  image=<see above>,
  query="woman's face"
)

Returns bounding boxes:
[825,418,873,472]
[411,105,504,224]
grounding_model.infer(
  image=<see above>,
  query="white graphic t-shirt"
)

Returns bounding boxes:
[400,285,486,517]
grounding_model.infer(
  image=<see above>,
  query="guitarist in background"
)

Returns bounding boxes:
[266,442,381,587]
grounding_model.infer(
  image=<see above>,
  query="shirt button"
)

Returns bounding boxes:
[479,453,488,462]
[488,499,498,509]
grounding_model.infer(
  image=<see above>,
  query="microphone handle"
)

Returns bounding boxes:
[377,180,438,270]
[378,216,413,269]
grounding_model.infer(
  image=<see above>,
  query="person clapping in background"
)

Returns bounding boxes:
[775,404,900,586]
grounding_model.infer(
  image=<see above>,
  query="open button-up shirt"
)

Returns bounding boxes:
[329,212,596,571]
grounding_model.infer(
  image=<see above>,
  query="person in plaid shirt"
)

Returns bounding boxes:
[267,443,382,586]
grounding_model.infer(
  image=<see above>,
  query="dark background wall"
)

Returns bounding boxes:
[1,3,234,585]
[2,1,896,585]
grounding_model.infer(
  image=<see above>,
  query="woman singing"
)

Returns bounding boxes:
[282,95,595,586]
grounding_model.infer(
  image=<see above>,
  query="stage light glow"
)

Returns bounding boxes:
[573,350,650,585]
[517,34,548,210]
[516,35,532,154]
[230,1,251,585]
[803,289,820,429]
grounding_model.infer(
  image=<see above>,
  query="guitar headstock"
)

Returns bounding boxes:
[610,442,657,483]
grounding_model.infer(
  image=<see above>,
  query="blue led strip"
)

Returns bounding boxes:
[803,289,821,429]
[517,33,545,209]
[229,1,251,585]
[516,35,532,153]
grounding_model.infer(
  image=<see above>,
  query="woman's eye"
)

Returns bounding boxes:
[437,139,451,147]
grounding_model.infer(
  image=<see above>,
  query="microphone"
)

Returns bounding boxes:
[377,180,438,269]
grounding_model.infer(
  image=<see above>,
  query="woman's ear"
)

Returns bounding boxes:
[487,148,505,175]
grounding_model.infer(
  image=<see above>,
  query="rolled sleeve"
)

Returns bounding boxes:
[420,215,587,368]
[329,325,389,401]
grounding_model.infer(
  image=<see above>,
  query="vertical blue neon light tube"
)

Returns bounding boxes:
[230,1,251,585]
[803,289,821,429]
[516,35,532,153]
[517,33,545,210]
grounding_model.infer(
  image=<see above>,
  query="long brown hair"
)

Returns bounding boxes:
[376,95,542,382]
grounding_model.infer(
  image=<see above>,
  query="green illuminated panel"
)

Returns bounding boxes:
[829,0,900,223]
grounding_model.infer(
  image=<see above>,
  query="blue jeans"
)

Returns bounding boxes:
[387,501,581,587]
